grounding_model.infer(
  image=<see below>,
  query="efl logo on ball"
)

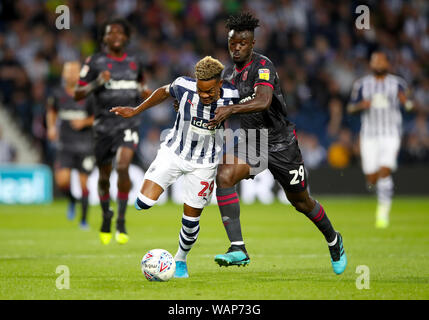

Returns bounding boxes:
[141,249,176,282]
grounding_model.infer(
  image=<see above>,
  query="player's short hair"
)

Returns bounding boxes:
[194,56,224,81]
[99,18,131,43]
[63,61,81,70]
[371,50,390,61]
[225,12,260,32]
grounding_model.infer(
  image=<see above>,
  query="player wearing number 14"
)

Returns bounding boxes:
[111,56,240,278]
[75,19,151,245]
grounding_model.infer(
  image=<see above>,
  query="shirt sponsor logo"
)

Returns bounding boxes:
[79,65,89,78]
[58,110,88,120]
[104,80,138,90]
[191,116,219,134]
[258,68,270,81]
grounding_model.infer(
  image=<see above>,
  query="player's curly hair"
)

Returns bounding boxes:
[99,18,131,43]
[194,56,224,81]
[225,12,260,32]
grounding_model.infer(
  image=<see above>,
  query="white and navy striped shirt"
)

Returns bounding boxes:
[161,76,240,167]
[350,74,408,138]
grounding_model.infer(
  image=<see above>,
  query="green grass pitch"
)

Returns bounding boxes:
[0,196,428,300]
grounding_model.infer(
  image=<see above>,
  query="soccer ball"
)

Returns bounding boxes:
[141,249,176,281]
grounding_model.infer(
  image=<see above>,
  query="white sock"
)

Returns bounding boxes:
[376,176,393,221]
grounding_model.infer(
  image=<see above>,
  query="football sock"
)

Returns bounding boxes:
[60,186,76,204]
[81,189,89,223]
[216,187,245,248]
[327,234,338,247]
[99,193,112,232]
[99,193,110,214]
[304,200,337,243]
[135,192,157,210]
[376,176,393,222]
[117,191,128,233]
[175,214,200,262]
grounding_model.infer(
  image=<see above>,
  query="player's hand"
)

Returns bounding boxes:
[173,99,179,112]
[360,100,371,110]
[70,119,87,130]
[208,106,233,129]
[110,106,136,118]
[96,70,111,86]
[47,127,58,141]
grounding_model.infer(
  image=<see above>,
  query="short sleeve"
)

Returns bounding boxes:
[78,55,98,87]
[253,58,276,90]
[349,79,363,103]
[397,76,408,94]
[46,89,59,111]
[137,55,146,83]
[85,94,95,116]
[168,77,181,99]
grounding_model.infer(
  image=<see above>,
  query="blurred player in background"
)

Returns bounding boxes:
[111,56,240,278]
[348,51,414,228]
[209,13,347,275]
[75,18,151,245]
[46,61,95,230]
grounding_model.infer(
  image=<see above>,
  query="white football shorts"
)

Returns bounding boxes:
[143,146,217,209]
[360,135,401,175]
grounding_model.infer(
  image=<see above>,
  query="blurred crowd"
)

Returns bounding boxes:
[0,0,428,168]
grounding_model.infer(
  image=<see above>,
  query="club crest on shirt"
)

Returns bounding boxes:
[80,64,89,78]
[242,70,248,81]
[258,68,270,80]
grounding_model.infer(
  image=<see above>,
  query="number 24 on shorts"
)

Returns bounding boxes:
[124,129,139,144]
[289,165,304,185]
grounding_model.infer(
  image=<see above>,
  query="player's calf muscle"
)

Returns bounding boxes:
[288,192,315,214]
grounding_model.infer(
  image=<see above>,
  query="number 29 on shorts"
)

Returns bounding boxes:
[289,165,304,185]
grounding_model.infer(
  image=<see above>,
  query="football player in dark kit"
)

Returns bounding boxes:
[46,61,94,230]
[209,13,347,274]
[75,18,150,245]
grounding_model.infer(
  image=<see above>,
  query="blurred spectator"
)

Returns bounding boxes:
[0,127,17,163]
[402,112,429,163]
[326,97,344,141]
[298,132,327,169]
[0,0,427,170]
[138,127,161,171]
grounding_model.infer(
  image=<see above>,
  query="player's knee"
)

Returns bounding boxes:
[216,170,233,188]
[56,179,70,190]
[135,193,157,211]
[116,163,130,176]
[98,177,110,192]
[291,198,314,214]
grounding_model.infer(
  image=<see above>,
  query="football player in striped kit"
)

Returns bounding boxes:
[111,56,240,278]
[348,51,414,228]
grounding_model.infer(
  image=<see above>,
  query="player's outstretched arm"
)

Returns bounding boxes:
[110,84,171,118]
[46,99,58,141]
[70,115,95,130]
[208,84,272,128]
[347,100,371,114]
[74,71,111,101]
[398,90,414,112]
